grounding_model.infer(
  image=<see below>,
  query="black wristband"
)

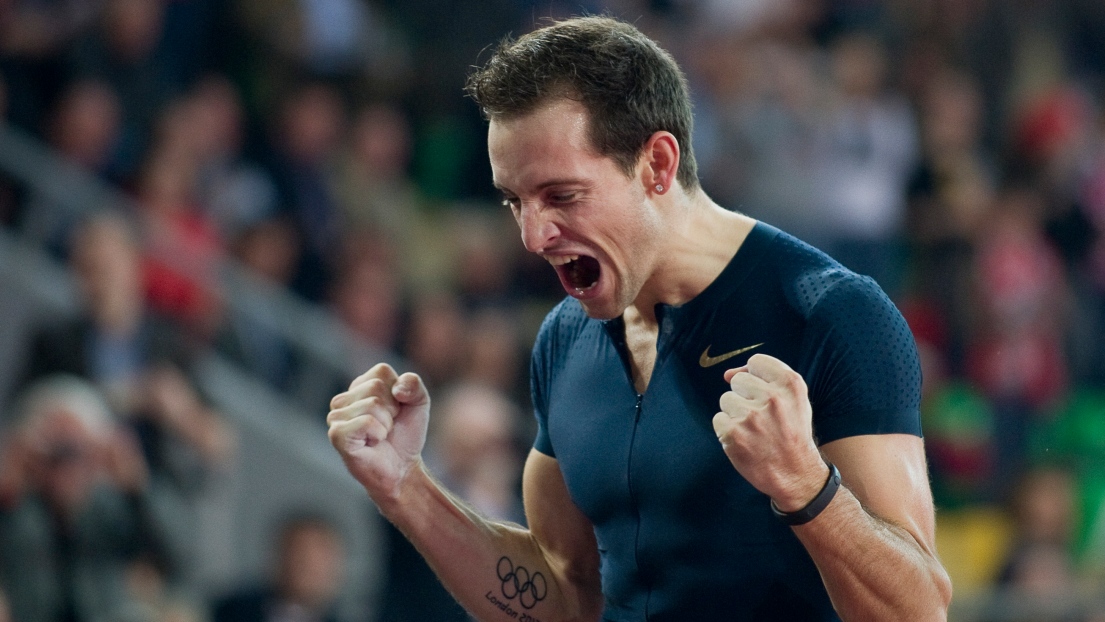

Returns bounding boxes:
[770,461,841,526]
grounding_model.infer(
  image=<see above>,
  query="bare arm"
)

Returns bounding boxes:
[714,354,951,621]
[327,364,602,622]
[795,434,951,620]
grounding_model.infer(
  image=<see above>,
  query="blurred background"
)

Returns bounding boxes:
[0,0,1102,620]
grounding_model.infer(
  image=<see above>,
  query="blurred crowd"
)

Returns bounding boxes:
[0,0,1103,620]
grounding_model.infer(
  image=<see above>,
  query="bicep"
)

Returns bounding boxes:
[821,434,937,553]
[522,449,603,617]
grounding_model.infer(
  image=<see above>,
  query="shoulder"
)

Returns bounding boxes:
[537,297,590,333]
[529,298,602,418]
[800,275,922,440]
[746,225,907,338]
[802,269,908,348]
[757,226,872,318]
[813,271,898,318]
[533,297,594,353]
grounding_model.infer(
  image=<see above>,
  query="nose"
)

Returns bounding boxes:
[517,203,560,253]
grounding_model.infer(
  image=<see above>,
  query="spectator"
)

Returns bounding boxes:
[187,75,279,240]
[67,0,176,180]
[922,380,997,507]
[235,0,410,105]
[212,512,346,622]
[18,213,188,406]
[1006,84,1104,387]
[0,0,104,132]
[451,209,521,311]
[905,67,997,374]
[17,213,235,591]
[134,143,225,336]
[119,554,208,622]
[690,36,826,246]
[814,30,919,295]
[331,102,448,291]
[329,239,403,361]
[964,188,1070,499]
[400,291,466,392]
[0,374,170,622]
[328,235,402,353]
[332,103,418,236]
[44,78,123,177]
[18,78,123,254]
[216,216,302,390]
[286,229,403,412]
[461,307,525,401]
[425,382,525,523]
[966,188,1069,411]
[266,82,347,302]
[997,466,1080,605]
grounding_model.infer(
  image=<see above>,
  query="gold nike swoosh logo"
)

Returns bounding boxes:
[699,343,763,368]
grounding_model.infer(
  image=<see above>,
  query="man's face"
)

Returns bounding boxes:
[27,409,104,511]
[488,99,664,319]
[278,524,345,608]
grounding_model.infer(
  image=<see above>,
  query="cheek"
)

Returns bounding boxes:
[608,210,664,258]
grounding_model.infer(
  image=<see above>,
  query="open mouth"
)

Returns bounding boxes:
[551,254,601,295]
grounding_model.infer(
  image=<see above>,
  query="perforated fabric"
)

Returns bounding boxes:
[772,232,923,443]
[525,221,921,621]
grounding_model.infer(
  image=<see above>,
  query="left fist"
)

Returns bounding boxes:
[713,353,828,512]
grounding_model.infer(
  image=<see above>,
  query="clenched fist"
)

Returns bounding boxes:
[712,354,829,513]
[327,364,430,503]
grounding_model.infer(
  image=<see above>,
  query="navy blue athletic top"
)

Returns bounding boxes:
[529,222,922,621]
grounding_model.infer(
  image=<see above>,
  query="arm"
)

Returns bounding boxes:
[143,365,237,467]
[714,355,951,621]
[328,364,603,622]
[796,434,950,620]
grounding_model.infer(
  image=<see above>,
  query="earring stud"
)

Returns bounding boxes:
[655,184,664,192]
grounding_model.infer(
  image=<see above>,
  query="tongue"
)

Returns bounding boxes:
[565,256,600,290]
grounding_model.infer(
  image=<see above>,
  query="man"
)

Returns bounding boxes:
[16,213,235,593]
[0,375,167,622]
[213,512,346,622]
[328,16,951,621]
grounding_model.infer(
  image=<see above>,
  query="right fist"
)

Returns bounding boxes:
[327,364,430,501]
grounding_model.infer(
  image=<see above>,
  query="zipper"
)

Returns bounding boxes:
[626,392,649,617]
[626,393,643,515]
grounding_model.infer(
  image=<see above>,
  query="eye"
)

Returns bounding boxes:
[501,197,520,212]
[548,192,576,205]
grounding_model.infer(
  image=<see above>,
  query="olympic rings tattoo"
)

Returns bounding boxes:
[496,556,548,609]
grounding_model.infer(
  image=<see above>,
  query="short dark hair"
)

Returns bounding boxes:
[272,510,343,550]
[465,16,699,191]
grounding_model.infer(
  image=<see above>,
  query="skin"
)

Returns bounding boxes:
[328,97,951,621]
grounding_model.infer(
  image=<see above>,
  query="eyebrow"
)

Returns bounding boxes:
[493,178,586,194]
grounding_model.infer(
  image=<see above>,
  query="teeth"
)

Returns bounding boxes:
[547,254,579,266]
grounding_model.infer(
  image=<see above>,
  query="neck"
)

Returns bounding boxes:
[629,189,755,325]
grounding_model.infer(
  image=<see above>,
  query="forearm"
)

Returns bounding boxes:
[375,462,600,622]
[793,488,952,621]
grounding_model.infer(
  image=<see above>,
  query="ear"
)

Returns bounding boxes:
[640,131,680,196]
